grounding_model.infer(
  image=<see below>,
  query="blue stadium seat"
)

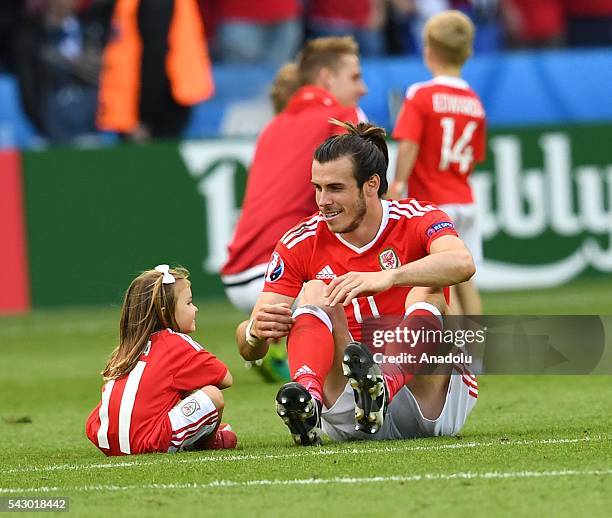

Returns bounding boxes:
[2,49,612,147]
[0,74,41,149]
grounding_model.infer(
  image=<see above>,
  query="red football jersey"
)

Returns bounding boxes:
[262,199,458,340]
[85,329,228,456]
[392,76,487,205]
[221,86,360,280]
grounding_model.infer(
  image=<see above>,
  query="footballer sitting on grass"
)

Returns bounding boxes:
[235,120,478,446]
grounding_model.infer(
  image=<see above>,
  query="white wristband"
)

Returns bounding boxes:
[245,319,264,348]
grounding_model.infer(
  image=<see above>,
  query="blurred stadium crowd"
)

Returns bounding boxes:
[0,0,611,144]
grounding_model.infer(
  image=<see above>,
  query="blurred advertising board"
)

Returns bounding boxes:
[11,124,612,308]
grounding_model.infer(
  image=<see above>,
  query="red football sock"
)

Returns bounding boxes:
[404,307,444,366]
[382,305,443,402]
[382,366,409,404]
[287,313,334,404]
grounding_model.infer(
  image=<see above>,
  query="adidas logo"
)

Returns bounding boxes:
[294,364,315,378]
[315,265,336,280]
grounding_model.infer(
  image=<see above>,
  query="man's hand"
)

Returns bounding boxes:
[251,302,294,343]
[325,271,395,307]
[237,293,295,361]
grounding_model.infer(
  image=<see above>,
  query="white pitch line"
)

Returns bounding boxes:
[2,469,612,494]
[4,435,609,476]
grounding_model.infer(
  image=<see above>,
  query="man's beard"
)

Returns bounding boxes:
[337,192,367,234]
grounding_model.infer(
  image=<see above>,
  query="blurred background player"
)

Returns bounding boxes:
[221,36,367,382]
[86,265,236,456]
[389,10,486,315]
[235,121,477,446]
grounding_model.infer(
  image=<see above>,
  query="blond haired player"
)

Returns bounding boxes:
[390,11,486,315]
[222,36,367,313]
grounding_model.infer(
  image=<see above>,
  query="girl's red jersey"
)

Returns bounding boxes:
[86,329,227,456]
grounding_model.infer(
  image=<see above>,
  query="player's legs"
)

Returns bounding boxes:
[319,287,472,441]
[336,287,450,433]
[322,363,478,442]
[276,283,465,443]
[288,283,415,437]
[167,387,236,452]
[401,287,453,421]
[389,364,478,439]
[338,289,448,436]
[276,280,352,445]
[448,286,464,314]
[341,341,389,435]
[451,279,482,315]
[440,203,483,316]
[286,283,449,438]
[292,279,353,408]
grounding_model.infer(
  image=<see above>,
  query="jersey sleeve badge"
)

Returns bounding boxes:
[265,252,285,282]
[426,221,455,238]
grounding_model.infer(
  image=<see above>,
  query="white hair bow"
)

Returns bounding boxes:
[154,264,176,284]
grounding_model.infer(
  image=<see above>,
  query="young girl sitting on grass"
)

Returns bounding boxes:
[86,265,236,456]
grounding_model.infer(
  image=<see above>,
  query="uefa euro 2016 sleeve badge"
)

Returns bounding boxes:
[266,252,285,282]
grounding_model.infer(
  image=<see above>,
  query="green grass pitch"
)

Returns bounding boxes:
[1,278,612,517]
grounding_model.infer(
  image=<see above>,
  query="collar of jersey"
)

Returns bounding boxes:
[432,75,469,90]
[333,199,390,254]
[285,85,338,113]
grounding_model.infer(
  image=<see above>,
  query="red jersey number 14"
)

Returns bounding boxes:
[439,117,478,174]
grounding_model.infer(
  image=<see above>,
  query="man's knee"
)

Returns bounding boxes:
[405,287,447,315]
[298,280,328,306]
[296,280,336,323]
[296,280,347,332]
